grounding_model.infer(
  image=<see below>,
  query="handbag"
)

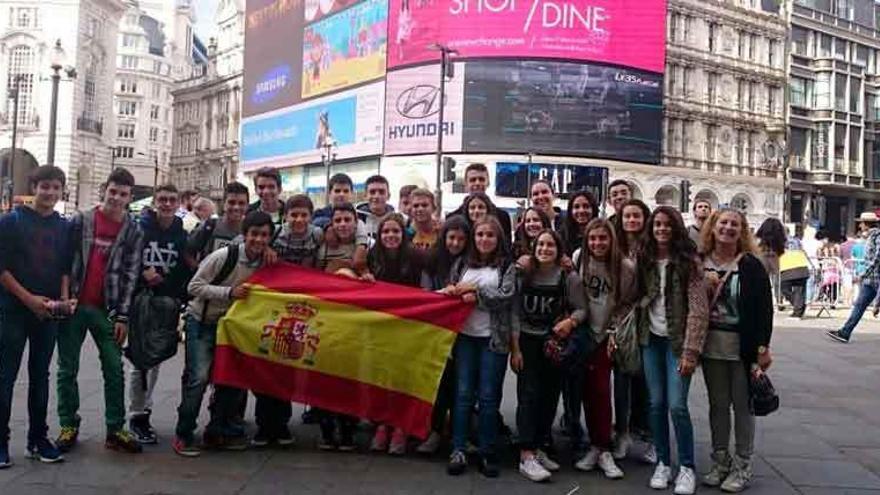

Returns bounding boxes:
[543,271,594,373]
[748,368,780,416]
[611,308,641,374]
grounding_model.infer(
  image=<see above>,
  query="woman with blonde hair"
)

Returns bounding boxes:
[699,208,773,493]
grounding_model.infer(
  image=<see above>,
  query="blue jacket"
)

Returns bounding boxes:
[138,209,190,300]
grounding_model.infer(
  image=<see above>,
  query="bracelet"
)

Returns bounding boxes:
[757,345,769,354]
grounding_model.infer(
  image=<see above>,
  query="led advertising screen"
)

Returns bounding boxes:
[387,0,666,73]
[461,60,663,163]
[305,0,361,23]
[494,162,608,201]
[241,82,384,170]
[383,63,464,156]
[301,0,388,99]
[242,0,305,118]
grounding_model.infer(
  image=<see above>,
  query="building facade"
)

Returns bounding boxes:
[0,0,126,211]
[659,0,787,227]
[169,0,242,200]
[112,0,197,197]
[787,0,880,237]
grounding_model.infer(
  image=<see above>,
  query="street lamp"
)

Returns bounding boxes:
[136,151,159,191]
[321,137,336,205]
[427,43,458,213]
[47,39,76,167]
[4,74,24,209]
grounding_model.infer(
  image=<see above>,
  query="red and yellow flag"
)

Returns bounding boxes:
[212,263,473,438]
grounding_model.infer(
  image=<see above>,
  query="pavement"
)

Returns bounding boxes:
[2,311,880,494]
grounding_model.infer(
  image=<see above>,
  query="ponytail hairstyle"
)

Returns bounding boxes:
[581,218,624,307]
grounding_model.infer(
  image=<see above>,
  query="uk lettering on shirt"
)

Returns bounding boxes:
[142,241,180,273]
[522,293,559,316]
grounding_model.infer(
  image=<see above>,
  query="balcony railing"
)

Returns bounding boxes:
[76,115,103,135]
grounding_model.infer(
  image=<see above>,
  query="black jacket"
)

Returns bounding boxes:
[732,253,774,366]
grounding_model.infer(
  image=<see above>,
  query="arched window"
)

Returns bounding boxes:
[730,193,752,214]
[655,184,680,207]
[6,45,34,126]
[694,189,720,208]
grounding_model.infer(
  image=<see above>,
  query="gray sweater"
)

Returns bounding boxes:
[449,258,516,354]
[186,243,263,323]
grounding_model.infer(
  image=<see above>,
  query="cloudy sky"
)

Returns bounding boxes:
[193,0,218,40]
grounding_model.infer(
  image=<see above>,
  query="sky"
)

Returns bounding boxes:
[193,0,218,41]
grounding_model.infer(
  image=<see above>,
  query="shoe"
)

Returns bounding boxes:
[650,462,671,489]
[447,450,467,476]
[720,459,752,493]
[479,453,500,478]
[416,431,442,454]
[465,441,479,455]
[388,428,406,455]
[370,425,389,452]
[338,427,356,452]
[275,427,295,447]
[222,435,249,451]
[826,329,850,343]
[519,455,551,482]
[25,438,64,464]
[674,466,697,495]
[105,430,143,453]
[0,443,11,469]
[56,426,79,453]
[613,433,632,460]
[598,451,624,479]
[641,442,658,464]
[703,451,732,487]
[129,415,158,445]
[575,447,601,471]
[251,428,271,447]
[202,430,225,450]
[535,449,560,472]
[172,436,201,457]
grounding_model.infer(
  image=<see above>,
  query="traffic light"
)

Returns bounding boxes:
[443,156,456,183]
[680,179,691,212]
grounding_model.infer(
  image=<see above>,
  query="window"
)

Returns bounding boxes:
[682,66,693,96]
[118,100,137,116]
[850,126,860,162]
[150,104,159,120]
[768,86,777,115]
[737,78,746,109]
[815,72,831,108]
[667,63,677,95]
[814,123,829,168]
[790,77,811,107]
[149,126,158,142]
[738,30,746,59]
[837,0,854,21]
[151,82,161,98]
[818,33,832,58]
[117,123,135,139]
[768,39,778,67]
[792,26,808,56]
[836,73,848,111]
[855,45,869,67]
[850,78,861,113]
[683,15,692,44]
[122,56,137,69]
[86,16,101,38]
[219,122,228,146]
[835,123,847,159]
[122,34,138,48]
[113,146,134,159]
[669,12,677,42]
[125,14,138,25]
[83,60,97,120]
[747,132,756,165]
[834,38,847,61]
[119,78,137,93]
[791,127,808,163]
[707,72,718,104]
[709,23,719,53]
[15,7,37,28]
[749,82,757,111]
[749,33,757,61]
[153,60,163,74]
[706,124,718,160]
[6,45,34,126]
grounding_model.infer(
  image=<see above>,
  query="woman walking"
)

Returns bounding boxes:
[700,208,774,493]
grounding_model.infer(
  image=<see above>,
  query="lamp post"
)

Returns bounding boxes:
[322,137,336,205]
[428,43,458,213]
[136,151,159,191]
[5,74,23,209]
[47,40,65,167]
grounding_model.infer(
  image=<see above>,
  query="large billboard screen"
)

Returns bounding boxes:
[242,0,304,118]
[387,0,666,73]
[301,0,388,99]
[461,60,663,163]
[241,82,384,171]
[383,63,464,155]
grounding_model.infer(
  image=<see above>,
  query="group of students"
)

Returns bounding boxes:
[0,163,774,494]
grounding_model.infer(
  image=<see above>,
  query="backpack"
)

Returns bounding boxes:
[125,289,181,371]
[200,245,240,322]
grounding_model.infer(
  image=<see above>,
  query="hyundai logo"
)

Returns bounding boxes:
[396,85,440,119]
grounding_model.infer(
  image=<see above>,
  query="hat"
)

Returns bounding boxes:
[858,212,879,223]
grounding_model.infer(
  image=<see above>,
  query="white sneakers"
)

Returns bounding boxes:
[519,456,551,482]
[650,462,672,489]
[534,450,560,472]
[612,433,632,460]
[575,447,600,471]
[641,443,659,464]
[574,448,624,479]
[415,431,441,454]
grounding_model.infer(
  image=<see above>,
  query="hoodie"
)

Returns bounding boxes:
[356,202,394,246]
[138,209,190,300]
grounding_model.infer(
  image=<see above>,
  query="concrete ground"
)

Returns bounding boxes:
[2,311,880,494]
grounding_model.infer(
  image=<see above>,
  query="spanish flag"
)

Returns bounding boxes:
[212,263,473,438]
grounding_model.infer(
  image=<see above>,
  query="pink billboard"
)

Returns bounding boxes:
[388,0,666,74]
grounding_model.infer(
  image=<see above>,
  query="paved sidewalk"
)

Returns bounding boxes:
[2,313,880,494]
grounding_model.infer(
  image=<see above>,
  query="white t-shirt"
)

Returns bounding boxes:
[460,266,499,338]
[648,259,670,337]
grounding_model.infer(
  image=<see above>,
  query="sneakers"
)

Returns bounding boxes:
[674,466,697,495]
[641,442,659,464]
[251,428,271,447]
[129,414,158,445]
[338,427,356,452]
[650,462,672,489]
[598,451,624,479]
[25,438,64,464]
[388,428,406,455]
[221,435,249,451]
[703,451,732,487]
[172,436,201,457]
[276,427,296,447]
[535,449,560,472]
[519,455,551,482]
[447,450,467,476]
[575,447,601,471]
[416,431,441,454]
[105,430,143,453]
[55,426,79,453]
[370,426,389,452]
[826,329,850,343]
[479,453,500,478]
[613,433,632,460]
[721,459,752,493]
[0,443,10,469]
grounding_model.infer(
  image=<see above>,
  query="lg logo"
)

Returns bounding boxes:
[396,85,440,119]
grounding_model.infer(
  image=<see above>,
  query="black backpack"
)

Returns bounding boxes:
[125,290,181,371]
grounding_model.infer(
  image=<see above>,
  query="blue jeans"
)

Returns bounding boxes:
[175,316,217,441]
[0,308,57,443]
[642,334,695,468]
[452,335,507,456]
[840,282,878,339]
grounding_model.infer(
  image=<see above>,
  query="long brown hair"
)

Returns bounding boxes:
[581,218,624,307]
[368,213,420,286]
[616,199,651,258]
[467,215,509,268]
[701,207,758,256]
